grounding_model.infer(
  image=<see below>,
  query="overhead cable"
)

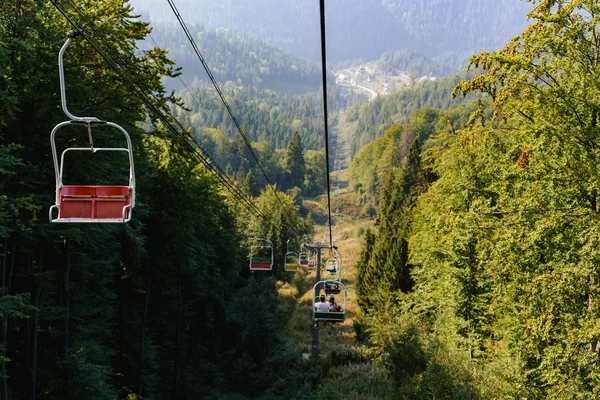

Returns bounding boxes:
[319,0,334,248]
[165,0,289,210]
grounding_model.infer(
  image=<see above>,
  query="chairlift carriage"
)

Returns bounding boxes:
[49,31,135,223]
[249,238,273,271]
[284,239,298,272]
[312,280,346,324]
[299,251,309,267]
[325,258,338,273]
[285,252,299,272]
[307,251,316,269]
[324,247,342,281]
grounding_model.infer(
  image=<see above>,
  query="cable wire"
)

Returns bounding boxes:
[165,0,289,210]
[319,0,334,248]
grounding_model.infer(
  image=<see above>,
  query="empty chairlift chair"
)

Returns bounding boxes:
[284,239,298,272]
[299,251,309,267]
[49,31,135,223]
[249,238,274,271]
[307,251,316,269]
[285,252,299,272]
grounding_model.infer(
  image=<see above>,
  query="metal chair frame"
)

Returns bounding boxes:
[49,32,135,223]
[249,238,274,271]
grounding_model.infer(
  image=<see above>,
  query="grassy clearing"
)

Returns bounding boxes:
[265,119,384,398]
[282,166,376,352]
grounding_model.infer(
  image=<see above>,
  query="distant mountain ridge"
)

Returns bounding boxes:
[131,0,532,63]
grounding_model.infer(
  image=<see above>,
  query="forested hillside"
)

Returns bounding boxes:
[176,81,359,152]
[349,103,478,209]
[345,71,479,156]
[353,1,600,397]
[144,24,321,94]
[377,49,452,77]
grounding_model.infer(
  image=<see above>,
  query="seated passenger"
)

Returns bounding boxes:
[328,296,337,311]
[314,295,329,312]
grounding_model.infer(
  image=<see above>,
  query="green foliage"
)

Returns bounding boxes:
[303,149,326,197]
[184,82,352,153]
[352,1,600,396]
[148,25,320,93]
[284,131,305,190]
[355,229,376,313]
[347,72,480,157]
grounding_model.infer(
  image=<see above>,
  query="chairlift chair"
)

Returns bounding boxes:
[325,258,338,274]
[49,31,135,223]
[249,238,274,271]
[324,248,343,280]
[285,252,299,272]
[312,280,346,324]
[299,252,309,267]
[307,251,316,269]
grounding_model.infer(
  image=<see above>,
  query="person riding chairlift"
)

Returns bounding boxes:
[314,295,329,312]
[328,296,339,312]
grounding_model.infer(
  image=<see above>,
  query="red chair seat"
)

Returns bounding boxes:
[59,185,131,219]
[250,261,272,270]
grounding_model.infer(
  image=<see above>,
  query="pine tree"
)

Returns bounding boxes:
[284,131,305,189]
[356,229,377,312]
[243,170,258,196]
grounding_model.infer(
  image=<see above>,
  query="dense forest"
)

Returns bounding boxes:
[170,80,361,196]
[344,71,478,156]
[353,0,600,397]
[176,81,359,151]
[143,24,321,94]
[0,1,312,398]
[377,49,453,78]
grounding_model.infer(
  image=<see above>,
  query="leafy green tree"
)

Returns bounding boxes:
[303,149,326,196]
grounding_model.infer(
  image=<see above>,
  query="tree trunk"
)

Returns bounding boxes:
[173,255,182,398]
[29,249,42,400]
[137,262,152,396]
[61,237,71,359]
[0,239,9,400]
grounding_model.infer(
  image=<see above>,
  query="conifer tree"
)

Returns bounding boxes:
[243,170,259,197]
[356,229,377,312]
[284,131,305,189]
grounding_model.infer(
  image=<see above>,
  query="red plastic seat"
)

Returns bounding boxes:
[250,258,272,270]
[59,185,131,220]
